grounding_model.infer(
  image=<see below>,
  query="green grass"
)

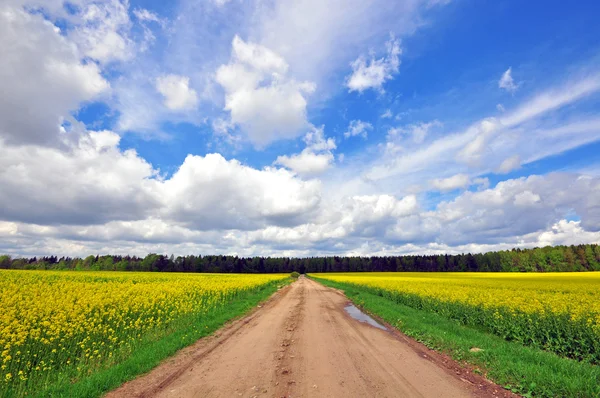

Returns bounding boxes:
[311,276,600,398]
[25,279,289,398]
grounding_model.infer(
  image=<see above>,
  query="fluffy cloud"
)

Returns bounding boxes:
[275,152,334,176]
[537,220,600,247]
[162,153,323,229]
[0,131,159,225]
[499,67,518,93]
[68,0,133,64]
[347,35,401,93]
[344,120,373,139]
[156,75,199,110]
[0,5,109,145]
[275,126,336,175]
[0,128,325,232]
[216,36,316,147]
[430,174,470,192]
[431,173,600,244]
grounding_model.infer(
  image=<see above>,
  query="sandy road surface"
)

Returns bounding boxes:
[108,277,512,398]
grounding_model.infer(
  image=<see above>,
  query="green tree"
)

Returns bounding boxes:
[0,255,11,269]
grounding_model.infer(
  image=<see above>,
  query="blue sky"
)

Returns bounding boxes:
[1,0,599,257]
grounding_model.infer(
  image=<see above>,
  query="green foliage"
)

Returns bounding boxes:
[1,243,600,274]
[290,271,300,279]
[0,255,11,269]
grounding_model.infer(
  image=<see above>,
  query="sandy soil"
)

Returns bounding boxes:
[107,277,514,398]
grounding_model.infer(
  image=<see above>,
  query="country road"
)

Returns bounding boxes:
[107,277,512,398]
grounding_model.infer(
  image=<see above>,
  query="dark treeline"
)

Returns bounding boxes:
[1,244,600,273]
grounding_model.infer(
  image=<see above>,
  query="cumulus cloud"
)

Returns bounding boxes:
[275,152,335,176]
[0,131,159,225]
[275,126,336,175]
[347,35,401,93]
[499,67,518,93]
[430,173,600,244]
[156,74,199,110]
[162,153,323,229]
[68,0,133,64]
[0,129,325,231]
[0,5,109,146]
[344,120,373,139]
[430,174,471,192]
[216,35,316,147]
[537,220,600,247]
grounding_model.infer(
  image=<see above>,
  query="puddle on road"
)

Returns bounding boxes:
[344,304,387,331]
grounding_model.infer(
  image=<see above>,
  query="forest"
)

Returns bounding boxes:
[1,244,599,273]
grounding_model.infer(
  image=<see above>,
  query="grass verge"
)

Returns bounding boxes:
[35,279,289,398]
[310,276,600,398]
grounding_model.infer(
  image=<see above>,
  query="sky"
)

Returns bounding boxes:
[1,0,600,258]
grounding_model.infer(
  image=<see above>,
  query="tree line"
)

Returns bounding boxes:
[1,244,599,274]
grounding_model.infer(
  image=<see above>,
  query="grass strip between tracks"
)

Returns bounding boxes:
[35,279,290,398]
[310,276,600,398]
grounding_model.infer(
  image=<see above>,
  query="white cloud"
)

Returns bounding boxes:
[537,220,600,247]
[275,151,334,176]
[344,120,373,139]
[0,131,159,225]
[430,174,470,192]
[497,155,521,174]
[381,109,393,118]
[303,126,336,152]
[347,35,401,93]
[513,190,541,206]
[0,4,109,146]
[68,0,133,64]
[275,126,336,175]
[496,103,505,112]
[162,153,322,229]
[456,118,502,166]
[133,8,164,24]
[255,0,440,93]
[216,36,316,147]
[362,73,600,201]
[429,173,600,244]
[387,120,441,144]
[499,67,518,93]
[501,74,600,127]
[0,129,324,232]
[472,177,490,190]
[156,74,199,111]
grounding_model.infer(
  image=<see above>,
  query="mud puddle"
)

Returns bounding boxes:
[344,304,387,330]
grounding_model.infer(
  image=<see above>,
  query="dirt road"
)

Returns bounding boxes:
[108,277,511,398]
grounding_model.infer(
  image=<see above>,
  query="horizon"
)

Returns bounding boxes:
[3,241,600,261]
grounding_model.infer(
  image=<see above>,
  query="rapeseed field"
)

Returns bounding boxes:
[312,272,600,362]
[0,270,287,396]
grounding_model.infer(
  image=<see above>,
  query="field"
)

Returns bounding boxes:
[311,272,600,363]
[0,270,288,397]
